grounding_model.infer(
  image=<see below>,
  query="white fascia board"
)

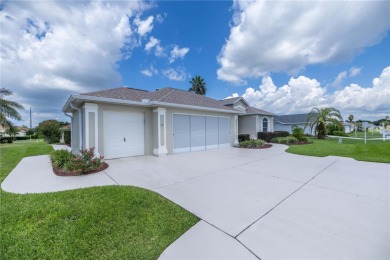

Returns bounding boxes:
[151,101,241,114]
[62,94,150,112]
[62,95,241,114]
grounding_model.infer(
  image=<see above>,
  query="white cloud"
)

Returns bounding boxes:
[134,15,154,36]
[332,66,363,87]
[156,13,167,23]
[169,45,190,63]
[218,0,390,84]
[140,65,158,77]
[145,36,159,50]
[332,71,348,87]
[162,67,188,81]
[0,0,143,124]
[234,66,390,119]
[144,36,165,57]
[349,66,362,77]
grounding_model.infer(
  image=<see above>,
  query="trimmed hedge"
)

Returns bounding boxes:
[238,134,250,142]
[257,131,289,142]
[0,137,13,143]
[330,131,349,137]
[239,139,265,148]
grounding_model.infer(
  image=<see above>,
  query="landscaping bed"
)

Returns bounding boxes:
[239,139,272,149]
[50,148,109,176]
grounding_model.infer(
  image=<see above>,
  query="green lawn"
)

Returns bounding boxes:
[287,137,390,163]
[0,142,198,259]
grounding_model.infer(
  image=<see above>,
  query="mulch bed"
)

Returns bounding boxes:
[288,141,313,145]
[238,144,273,149]
[53,162,109,177]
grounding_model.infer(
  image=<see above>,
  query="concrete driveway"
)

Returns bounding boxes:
[2,144,389,259]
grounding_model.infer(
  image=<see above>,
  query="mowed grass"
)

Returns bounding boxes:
[0,142,198,259]
[287,137,390,163]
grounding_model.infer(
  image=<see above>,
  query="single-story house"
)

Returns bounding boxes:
[220,97,274,139]
[274,113,315,135]
[63,87,244,159]
[342,122,355,133]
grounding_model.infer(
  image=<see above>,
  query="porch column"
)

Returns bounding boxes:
[234,115,239,146]
[84,103,99,156]
[153,107,168,156]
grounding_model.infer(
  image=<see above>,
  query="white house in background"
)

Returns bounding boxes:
[63,87,242,159]
[274,114,315,135]
[220,97,275,139]
[342,122,355,133]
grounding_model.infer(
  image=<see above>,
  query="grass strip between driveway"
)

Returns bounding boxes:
[0,142,198,259]
[286,137,390,163]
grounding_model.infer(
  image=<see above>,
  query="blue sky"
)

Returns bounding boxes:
[1,0,389,127]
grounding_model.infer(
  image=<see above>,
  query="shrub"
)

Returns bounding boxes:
[271,136,299,145]
[64,131,71,144]
[51,149,74,168]
[0,137,13,143]
[65,148,104,174]
[292,127,304,141]
[37,120,62,144]
[327,122,344,135]
[331,131,348,137]
[238,134,250,142]
[257,131,289,142]
[239,139,265,148]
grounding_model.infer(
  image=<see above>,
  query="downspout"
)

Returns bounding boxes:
[64,112,73,151]
[69,102,83,151]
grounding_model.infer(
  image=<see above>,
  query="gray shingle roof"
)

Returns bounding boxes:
[274,113,314,124]
[81,87,237,112]
[245,106,274,116]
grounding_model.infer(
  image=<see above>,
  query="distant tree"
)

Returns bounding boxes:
[36,120,61,143]
[189,76,207,95]
[305,107,343,139]
[348,114,354,122]
[5,125,19,139]
[0,88,24,127]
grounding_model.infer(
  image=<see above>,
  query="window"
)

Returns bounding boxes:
[262,118,268,132]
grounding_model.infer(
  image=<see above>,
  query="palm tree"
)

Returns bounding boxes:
[189,75,207,95]
[0,88,24,127]
[305,107,343,139]
[348,114,354,122]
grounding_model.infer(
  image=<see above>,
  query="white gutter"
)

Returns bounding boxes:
[69,102,82,151]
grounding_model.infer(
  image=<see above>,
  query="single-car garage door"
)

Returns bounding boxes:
[173,114,230,153]
[103,110,144,159]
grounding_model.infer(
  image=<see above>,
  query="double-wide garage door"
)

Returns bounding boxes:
[173,114,230,153]
[103,111,144,159]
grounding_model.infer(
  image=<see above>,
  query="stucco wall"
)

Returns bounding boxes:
[71,110,80,154]
[238,116,256,138]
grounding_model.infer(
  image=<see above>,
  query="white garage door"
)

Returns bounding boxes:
[103,110,144,159]
[173,114,230,153]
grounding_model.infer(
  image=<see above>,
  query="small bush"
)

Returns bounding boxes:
[65,148,104,174]
[257,131,289,142]
[239,139,266,148]
[51,149,74,168]
[271,136,299,145]
[238,134,250,142]
[292,127,304,141]
[0,137,13,143]
[331,131,348,137]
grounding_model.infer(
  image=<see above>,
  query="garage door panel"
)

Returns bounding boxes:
[103,111,144,159]
[191,116,206,151]
[219,117,230,147]
[173,115,190,153]
[206,117,218,149]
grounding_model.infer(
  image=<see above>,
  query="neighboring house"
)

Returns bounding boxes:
[274,113,315,135]
[220,97,274,139]
[62,87,241,159]
[0,125,28,137]
[343,122,355,133]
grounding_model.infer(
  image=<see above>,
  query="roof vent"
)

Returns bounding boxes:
[141,99,150,103]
